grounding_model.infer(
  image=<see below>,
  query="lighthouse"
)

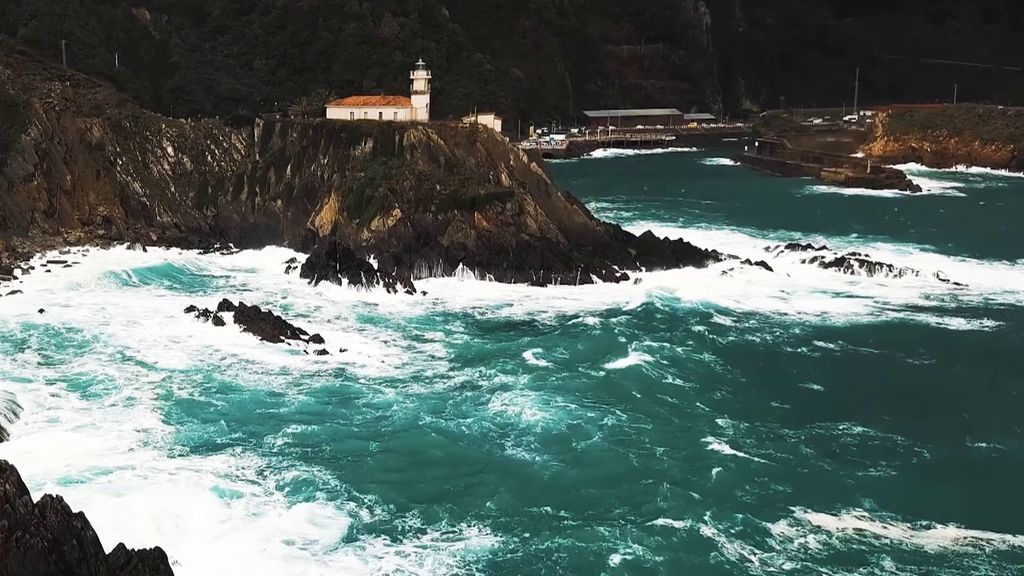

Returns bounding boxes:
[410,59,431,122]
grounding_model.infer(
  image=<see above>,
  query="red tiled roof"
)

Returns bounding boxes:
[326,95,412,108]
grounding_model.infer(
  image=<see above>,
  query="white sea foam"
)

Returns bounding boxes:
[35,224,1014,340]
[603,351,654,370]
[693,508,1024,574]
[522,348,552,367]
[702,436,769,463]
[1,246,409,377]
[803,183,965,198]
[648,518,692,529]
[63,227,1005,334]
[618,222,1024,329]
[777,508,1024,553]
[0,366,499,576]
[0,246,500,576]
[700,157,740,166]
[583,147,700,159]
[487,390,551,424]
[893,162,1024,179]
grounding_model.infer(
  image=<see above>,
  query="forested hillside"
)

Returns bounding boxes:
[2,0,1021,126]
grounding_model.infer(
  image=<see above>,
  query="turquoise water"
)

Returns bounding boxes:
[2,147,1024,575]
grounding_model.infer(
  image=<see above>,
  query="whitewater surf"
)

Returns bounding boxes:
[2,144,1023,575]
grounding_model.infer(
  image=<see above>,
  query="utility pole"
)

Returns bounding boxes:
[61,39,67,68]
[953,83,959,105]
[853,67,861,116]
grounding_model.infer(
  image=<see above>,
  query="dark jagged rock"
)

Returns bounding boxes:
[771,242,829,253]
[802,252,963,285]
[803,254,916,279]
[231,302,307,344]
[630,230,726,273]
[741,259,774,272]
[1,40,727,290]
[46,260,68,265]
[186,299,318,344]
[199,243,239,256]
[284,257,300,275]
[106,544,174,576]
[299,237,394,291]
[6,290,23,296]
[339,348,349,354]
[0,460,174,576]
[215,299,237,313]
[37,308,44,314]
[313,349,330,356]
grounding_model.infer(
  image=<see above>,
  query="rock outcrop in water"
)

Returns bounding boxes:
[767,242,964,285]
[0,39,725,291]
[0,460,174,576]
[184,299,327,346]
[863,106,1024,173]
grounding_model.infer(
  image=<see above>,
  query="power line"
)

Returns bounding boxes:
[883,55,1022,72]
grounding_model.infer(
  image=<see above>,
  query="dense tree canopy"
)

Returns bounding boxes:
[2,0,1021,126]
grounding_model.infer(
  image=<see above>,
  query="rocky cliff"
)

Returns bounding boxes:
[0,460,174,576]
[863,106,1024,172]
[0,39,724,291]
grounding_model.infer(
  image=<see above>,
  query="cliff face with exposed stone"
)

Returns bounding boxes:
[863,106,1024,172]
[0,38,723,292]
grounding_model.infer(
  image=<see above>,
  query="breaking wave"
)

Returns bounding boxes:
[584,147,700,159]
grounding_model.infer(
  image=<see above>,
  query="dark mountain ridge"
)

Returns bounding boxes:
[3,0,1021,126]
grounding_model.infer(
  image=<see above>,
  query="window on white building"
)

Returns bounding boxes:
[349,112,355,120]
[394,111,399,120]
[378,111,384,120]
[363,111,368,119]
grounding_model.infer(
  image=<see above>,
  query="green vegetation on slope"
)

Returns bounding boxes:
[1,0,1022,126]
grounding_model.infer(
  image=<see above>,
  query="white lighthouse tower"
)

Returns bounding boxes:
[410,59,431,122]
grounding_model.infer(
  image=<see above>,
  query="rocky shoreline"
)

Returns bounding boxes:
[0,460,175,576]
[863,106,1024,173]
[0,39,732,294]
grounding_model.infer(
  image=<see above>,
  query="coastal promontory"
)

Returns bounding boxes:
[863,105,1024,172]
[0,38,722,291]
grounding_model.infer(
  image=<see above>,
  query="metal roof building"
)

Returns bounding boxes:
[582,108,684,128]
[583,108,683,118]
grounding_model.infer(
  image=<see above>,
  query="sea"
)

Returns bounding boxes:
[2,144,1023,575]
